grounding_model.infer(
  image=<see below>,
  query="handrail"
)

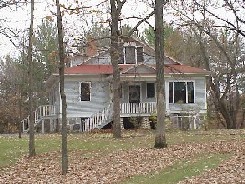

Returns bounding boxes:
[22,102,157,133]
[120,102,156,114]
[82,103,113,132]
[22,105,57,133]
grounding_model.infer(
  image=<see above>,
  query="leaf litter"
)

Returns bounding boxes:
[0,134,244,184]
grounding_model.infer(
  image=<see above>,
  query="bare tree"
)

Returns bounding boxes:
[170,0,245,129]
[27,0,35,157]
[56,0,68,174]
[154,0,167,148]
[110,0,126,138]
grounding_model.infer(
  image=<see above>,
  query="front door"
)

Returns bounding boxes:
[129,85,140,103]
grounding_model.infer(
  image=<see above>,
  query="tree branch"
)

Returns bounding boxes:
[127,10,155,37]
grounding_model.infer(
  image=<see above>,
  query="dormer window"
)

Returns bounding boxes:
[119,45,144,64]
[125,46,136,64]
[136,47,144,63]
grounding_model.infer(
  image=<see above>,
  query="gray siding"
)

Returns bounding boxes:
[121,77,207,114]
[52,77,206,117]
[72,52,157,65]
[65,80,110,118]
[167,77,207,114]
[85,55,110,65]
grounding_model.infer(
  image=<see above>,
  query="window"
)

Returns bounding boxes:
[146,83,155,98]
[137,47,144,63]
[129,85,140,103]
[122,46,144,64]
[169,82,194,103]
[169,82,173,103]
[80,82,91,101]
[125,46,136,64]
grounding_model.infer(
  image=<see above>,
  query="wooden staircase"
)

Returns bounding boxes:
[22,103,113,133]
[21,105,57,133]
[80,103,113,132]
[22,102,156,133]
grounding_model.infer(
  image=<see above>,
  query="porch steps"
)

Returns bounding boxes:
[81,103,113,132]
[22,104,113,133]
[21,105,57,133]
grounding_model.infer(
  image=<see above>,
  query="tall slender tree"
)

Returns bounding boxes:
[28,0,36,157]
[110,0,126,138]
[154,0,167,148]
[56,0,68,174]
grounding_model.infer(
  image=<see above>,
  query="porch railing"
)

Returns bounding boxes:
[81,103,113,132]
[120,102,156,115]
[36,105,56,120]
[22,105,56,133]
[22,102,157,133]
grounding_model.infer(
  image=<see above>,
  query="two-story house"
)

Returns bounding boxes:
[21,37,209,133]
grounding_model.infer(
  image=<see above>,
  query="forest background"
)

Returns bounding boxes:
[0,0,245,133]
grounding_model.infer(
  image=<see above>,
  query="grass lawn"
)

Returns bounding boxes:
[122,153,231,184]
[0,129,244,169]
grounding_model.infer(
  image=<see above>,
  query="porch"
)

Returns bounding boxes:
[21,102,157,133]
[120,102,156,117]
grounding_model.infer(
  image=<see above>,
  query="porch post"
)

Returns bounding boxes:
[41,119,45,133]
[22,120,25,133]
[50,119,53,132]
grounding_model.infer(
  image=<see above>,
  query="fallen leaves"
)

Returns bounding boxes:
[178,154,245,184]
[0,132,244,184]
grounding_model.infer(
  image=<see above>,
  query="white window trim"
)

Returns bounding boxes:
[146,82,155,99]
[169,80,195,104]
[123,46,144,64]
[79,82,91,101]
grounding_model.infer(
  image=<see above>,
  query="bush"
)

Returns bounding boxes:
[129,117,143,129]
[149,112,175,130]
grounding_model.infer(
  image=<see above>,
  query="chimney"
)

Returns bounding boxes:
[85,37,98,57]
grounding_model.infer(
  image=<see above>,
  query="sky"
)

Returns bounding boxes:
[0,0,57,57]
[0,0,155,58]
[0,0,240,59]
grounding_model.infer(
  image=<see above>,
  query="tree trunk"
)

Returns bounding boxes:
[18,87,22,139]
[219,98,237,129]
[154,0,167,148]
[110,0,123,138]
[28,0,35,157]
[56,0,68,175]
[241,111,245,129]
[193,26,239,130]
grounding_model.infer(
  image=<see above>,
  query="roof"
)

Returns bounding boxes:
[64,65,130,74]
[165,64,209,74]
[64,64,209,75]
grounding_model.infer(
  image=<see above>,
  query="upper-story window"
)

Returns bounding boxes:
[169,81,194,104]
[80,82,91,101]
[119,45,144,64]
[136,47,144,63]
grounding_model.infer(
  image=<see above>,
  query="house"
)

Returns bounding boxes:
[21,37,209,133]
